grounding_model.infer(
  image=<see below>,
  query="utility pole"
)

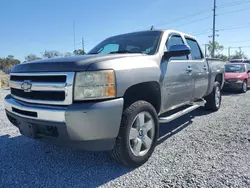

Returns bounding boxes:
[228,47,231,60]
[212,0,216,58]
[82,38,84,51]
[204,44,208,57]
[73,20,76,50]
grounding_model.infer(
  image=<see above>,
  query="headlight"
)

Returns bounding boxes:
[74,70,116,100]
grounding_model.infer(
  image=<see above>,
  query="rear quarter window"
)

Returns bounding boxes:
[185,38,203,60]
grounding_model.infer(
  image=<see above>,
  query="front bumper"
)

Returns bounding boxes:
[4,95,124,151]
[223,80,243,89]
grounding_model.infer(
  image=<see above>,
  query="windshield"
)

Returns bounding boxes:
[225,64,245,73]
[87,31,162,55]
[229,59,250,63]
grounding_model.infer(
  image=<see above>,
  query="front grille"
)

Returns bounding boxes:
[11,88,65,101]
[226,78,238,83]
[10,75,66,83]
[9,72,74,105]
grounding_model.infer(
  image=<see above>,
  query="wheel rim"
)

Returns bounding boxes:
[129,111,155,157]
[215,86,221,108]
[243,81,247,92]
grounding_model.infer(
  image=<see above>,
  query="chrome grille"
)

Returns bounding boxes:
[9,72,75,105]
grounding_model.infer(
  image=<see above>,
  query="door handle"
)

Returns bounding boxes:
[203,66,207,70]
[186,67,193,72]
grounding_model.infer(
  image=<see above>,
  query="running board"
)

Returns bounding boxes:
[158,99,206,124]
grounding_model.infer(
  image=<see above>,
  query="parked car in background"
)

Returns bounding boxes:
[223,63,250,93]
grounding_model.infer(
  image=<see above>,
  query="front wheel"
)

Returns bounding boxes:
[204,81,221,111]
[240,80,247,93]
[110,100,159,167]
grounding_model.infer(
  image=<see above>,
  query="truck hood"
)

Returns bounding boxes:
[11,54,144,73]
[225,72,246,79]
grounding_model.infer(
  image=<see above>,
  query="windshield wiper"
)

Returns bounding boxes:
[88,52,99,55]
[109,50,141,54]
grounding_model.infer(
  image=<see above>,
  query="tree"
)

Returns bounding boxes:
[0,55,20,70]
[73,49,86,55]
[64,52,73,57]
[25,54,41,62]
[207,41,224,57]
[7,55,14,59]
[230,49,248,59]
[43,50,61,58]
[214,54,228,62]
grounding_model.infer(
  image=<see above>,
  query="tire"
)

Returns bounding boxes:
[240,80,247,93]
[204,81,221,111]
[110,100,159,167]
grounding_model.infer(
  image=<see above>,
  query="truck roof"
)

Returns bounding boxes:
[108,29,197,41]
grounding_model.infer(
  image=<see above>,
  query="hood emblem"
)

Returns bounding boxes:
[21,80,32,92]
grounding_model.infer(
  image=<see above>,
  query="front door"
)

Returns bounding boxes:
[185,37,209,99]
[160,34,194,112]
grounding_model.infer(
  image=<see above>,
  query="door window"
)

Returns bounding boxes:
[166,35,188,60]
[185,38,203,60]
[247,64,250,72]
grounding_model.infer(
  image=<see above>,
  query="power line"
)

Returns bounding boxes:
[218,7,250,16]
[217,0,250,8]
[153,10,211,28]
[194,23,250,36]
[195,30,212,36]
[173,16,212,28]
[228,39,250,44]
[218,24,250,31]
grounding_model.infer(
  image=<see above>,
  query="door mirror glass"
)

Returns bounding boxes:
[164,44,191,59]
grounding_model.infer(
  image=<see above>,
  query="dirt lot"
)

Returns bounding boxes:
[1,89,250,188]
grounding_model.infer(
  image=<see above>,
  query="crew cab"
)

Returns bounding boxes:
[4,30,225,167]
[224,63,250,93]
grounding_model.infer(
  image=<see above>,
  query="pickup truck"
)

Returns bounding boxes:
[4,29,225,167]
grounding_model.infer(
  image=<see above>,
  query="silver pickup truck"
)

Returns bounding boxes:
[4,29,224,167]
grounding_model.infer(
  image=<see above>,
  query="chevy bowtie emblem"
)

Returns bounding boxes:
[21,80,32,92]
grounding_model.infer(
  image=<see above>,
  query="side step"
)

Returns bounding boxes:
[158,99,206,124]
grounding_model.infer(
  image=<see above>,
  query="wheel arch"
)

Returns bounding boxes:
[122,81,161,114]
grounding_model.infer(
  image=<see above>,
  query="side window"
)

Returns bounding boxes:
[98,44,119,54]
[247,64,250,72]
[185,38,203,60]
[166,35,188,60]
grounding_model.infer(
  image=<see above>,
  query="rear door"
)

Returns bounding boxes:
[185,37,209,99]
[161,33,194,111]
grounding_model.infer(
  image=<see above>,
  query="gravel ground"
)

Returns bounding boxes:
[1,89,250,188]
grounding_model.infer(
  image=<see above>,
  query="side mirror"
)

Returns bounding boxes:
[247,70,250,73]
[164,44,191,59]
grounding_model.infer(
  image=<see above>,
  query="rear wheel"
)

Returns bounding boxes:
[240,80,247,93]
[110,100,159,167]
[204,81,221,111]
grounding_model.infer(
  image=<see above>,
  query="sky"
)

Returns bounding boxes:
[1,0,250,62]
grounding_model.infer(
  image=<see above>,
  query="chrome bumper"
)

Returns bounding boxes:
[4,95,124,142]
[4,95,66,122]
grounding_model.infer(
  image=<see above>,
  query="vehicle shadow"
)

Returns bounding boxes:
[221,88,249,96]
[0,108,210,187]
[158,107,210,145]
[0,134,132,188]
